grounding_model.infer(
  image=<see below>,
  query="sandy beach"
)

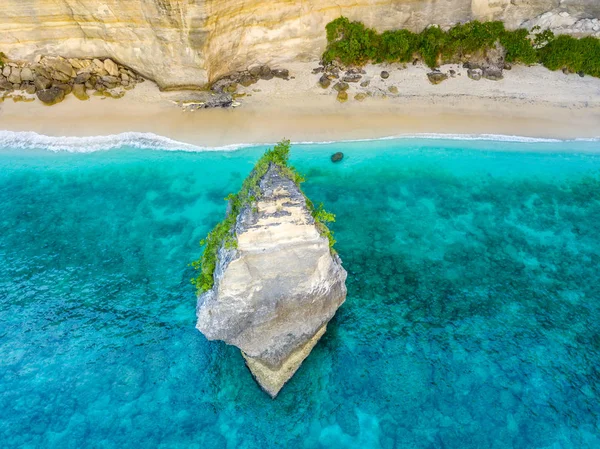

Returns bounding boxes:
[1,61,600,146]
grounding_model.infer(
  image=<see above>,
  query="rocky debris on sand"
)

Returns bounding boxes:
[33,76,52,91]
[174,92,234,111]
[328,67,340,79]
[333,81,349,92]
[7,67,22,84]
[463,42,507,82]
[483,67,504,81]
[0,55,144,104]
[72,83,89,101]
[11,94,35,103]
[343,73,362,83]
[342,69,363,83]
[380,71,390,79]
[313,61,347,84]
[209,65,291,106]
[259,65,274,80]
[196,159,347,398]
[20,67,34,82]
[103,59,119,77]
[271,69,289,79]
[427,71,448,85]
[213,65,290,91]
[36,86,65,105]
[467,68,483,81]
[388,85,399,94]
[319,74,331,89]
[336,90,348,102]
[0,78,13,91]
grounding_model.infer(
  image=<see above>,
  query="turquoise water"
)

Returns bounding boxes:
[1,137,600,449]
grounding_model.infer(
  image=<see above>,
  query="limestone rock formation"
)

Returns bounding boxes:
[2,1,599,88]
[196,158,347,398]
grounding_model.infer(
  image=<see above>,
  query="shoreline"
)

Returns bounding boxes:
[1,62,600,147]
[1,130,599,154]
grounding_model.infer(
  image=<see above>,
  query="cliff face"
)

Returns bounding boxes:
[1,1,598,88]
[196,164,347,397]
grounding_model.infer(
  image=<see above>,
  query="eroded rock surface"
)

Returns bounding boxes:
[196,165,347,397]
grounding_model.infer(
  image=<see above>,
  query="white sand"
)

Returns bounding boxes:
[1,62,599,146]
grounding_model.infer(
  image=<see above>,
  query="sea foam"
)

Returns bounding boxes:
[0,131,250,153]
[0,130,598,153]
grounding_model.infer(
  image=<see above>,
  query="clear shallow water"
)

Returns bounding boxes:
[1,137,600,449]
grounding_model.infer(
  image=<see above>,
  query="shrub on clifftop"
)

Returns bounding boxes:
[539,35,600,77]
[322,17,600,78]
[323,18,537,67]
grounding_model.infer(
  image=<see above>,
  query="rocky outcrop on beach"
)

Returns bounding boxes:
[313,43,508,100]
[2,1,599,89]
[196,164,347,398]
[209,65,290,94]
[0,56,143,104]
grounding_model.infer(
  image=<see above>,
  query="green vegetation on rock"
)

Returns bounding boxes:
[538,34,600,77]
[322,17,600,77]
[0,52,7,68]
[192,140,337,294]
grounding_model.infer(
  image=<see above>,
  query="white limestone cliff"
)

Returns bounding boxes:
[2,0,599,89]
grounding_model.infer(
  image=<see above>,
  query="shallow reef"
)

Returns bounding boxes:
[0,139,599,448]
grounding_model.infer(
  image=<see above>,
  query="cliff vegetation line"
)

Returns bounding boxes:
[323,17,600,78]
[191,140,336,294]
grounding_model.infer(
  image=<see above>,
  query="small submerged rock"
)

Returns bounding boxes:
[331,152,344,162]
